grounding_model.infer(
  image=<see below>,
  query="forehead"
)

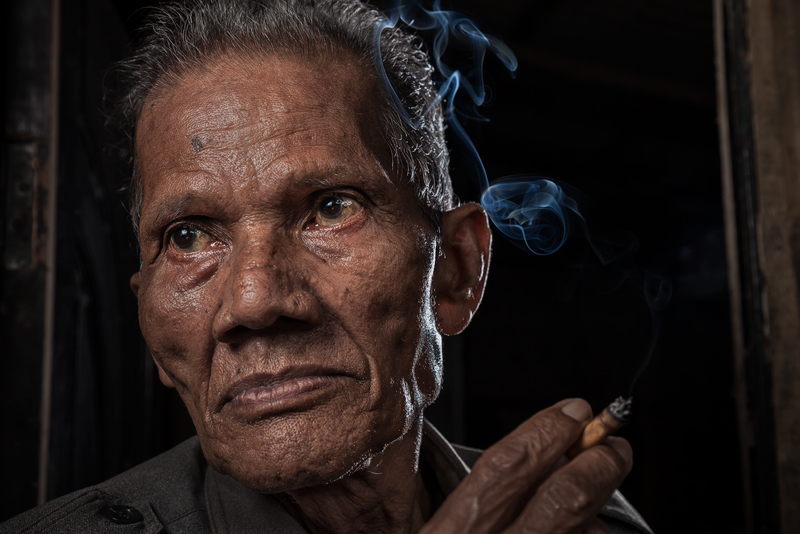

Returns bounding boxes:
[135,53,396,210]
[140,51,384,130]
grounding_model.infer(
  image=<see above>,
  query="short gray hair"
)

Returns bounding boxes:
[109,0,454,238]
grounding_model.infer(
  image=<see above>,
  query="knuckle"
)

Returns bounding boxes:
[539,472,595,516]
[516,411,571,457]
[476,412,565,474]
[474,440,529,480]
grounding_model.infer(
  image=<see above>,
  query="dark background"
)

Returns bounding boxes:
[425,2,740,533]
[1,1,743,532]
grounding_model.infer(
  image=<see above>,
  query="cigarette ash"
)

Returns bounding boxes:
[608,397,633,423]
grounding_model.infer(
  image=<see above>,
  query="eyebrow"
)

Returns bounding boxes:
[141,162,394,234]
[145,195,208,235]
[292,162,394,191]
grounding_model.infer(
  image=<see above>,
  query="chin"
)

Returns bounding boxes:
[217,451,374,494]
[197,410,402,493]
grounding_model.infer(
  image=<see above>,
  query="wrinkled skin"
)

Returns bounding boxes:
[130,51,632,534]
[132,53,455,492]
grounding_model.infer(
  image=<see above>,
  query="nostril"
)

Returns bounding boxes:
[216,324,255,344]
[214,315,312,344]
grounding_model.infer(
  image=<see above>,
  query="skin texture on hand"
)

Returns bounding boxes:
[420,399,633,534]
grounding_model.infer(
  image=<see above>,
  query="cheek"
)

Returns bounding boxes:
[137,267,217,373]
[343,228,441,394]
[402,231,442,402]
[351,236,433,336]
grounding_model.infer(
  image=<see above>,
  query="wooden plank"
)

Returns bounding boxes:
[745,0,800,530]
[714,0,753,531]
[0,0,58,520]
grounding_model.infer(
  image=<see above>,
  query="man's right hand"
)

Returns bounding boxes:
[421,398,633,534]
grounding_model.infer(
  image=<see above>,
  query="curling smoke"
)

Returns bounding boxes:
[373,0,517,132]
[375,1,671,392]
[374,1,579,256]
[627,273,672,396]
[481,178,581,255]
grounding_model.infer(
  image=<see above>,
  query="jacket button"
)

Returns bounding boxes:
[99,505,143,524]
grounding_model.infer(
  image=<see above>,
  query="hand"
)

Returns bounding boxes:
[420,399,633,534]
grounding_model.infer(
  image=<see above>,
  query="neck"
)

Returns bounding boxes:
[284,417,433,534]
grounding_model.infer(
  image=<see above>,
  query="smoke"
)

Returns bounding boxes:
[481,177,580,255]
[627,273,672,396]
[374,1,671,394]
[373,0,517,131]
[374,3,580,256]
[372,0,517,199]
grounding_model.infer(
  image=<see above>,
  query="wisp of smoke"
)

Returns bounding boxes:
[374,2,582,256]
[373,0,517,131]
[481,177,581,255]
[375,1,671,393]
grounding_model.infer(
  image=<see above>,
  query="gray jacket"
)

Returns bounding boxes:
[1,421,652,533]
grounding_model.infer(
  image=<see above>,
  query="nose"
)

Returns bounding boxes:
[212,237,321,343]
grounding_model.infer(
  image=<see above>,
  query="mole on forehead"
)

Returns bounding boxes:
[140,57,383,161]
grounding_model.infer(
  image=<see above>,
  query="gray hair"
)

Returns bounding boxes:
[110,0,454,239]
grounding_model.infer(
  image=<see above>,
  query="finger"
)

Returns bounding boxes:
[503,437,633,534]
[420,399,593,534]
[585,518,612,534]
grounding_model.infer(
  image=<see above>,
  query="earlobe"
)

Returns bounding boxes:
[153,357,176,388]
[130,272,172,387]
[130,272,141,297]
[434,203,492,335]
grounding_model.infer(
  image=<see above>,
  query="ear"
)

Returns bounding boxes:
[130,273,173,387]
[130,272,141,297]
[152,356,176,388]
[434,203,492,335]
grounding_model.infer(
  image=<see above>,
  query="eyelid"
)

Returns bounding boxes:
[314,185,370,204]
[163,216,220,237]
[307,190,365,228]
[163,218,223,254]
[164,221,198,242]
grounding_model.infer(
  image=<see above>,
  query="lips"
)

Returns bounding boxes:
[217,365,349,416]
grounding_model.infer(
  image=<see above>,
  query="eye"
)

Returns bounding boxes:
[168,225,212,253]
[314,194,362,227]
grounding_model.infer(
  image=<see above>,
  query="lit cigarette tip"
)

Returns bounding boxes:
[566,396,632,459]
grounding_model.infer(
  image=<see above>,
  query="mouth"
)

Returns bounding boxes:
[218,365,350,419]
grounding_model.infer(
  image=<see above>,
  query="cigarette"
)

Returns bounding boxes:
[566,397,632,459]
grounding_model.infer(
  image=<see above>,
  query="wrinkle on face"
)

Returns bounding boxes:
[134,52,443,495]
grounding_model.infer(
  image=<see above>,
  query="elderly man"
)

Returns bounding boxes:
[3,1,651,533]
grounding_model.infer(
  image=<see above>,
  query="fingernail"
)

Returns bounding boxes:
[561,398,592,422]
[607,437,633,463]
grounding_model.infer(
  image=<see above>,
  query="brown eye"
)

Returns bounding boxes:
[315,195,362,227]
[169,225,212,253]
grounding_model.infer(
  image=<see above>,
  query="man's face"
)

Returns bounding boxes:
[133,53,443,492]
